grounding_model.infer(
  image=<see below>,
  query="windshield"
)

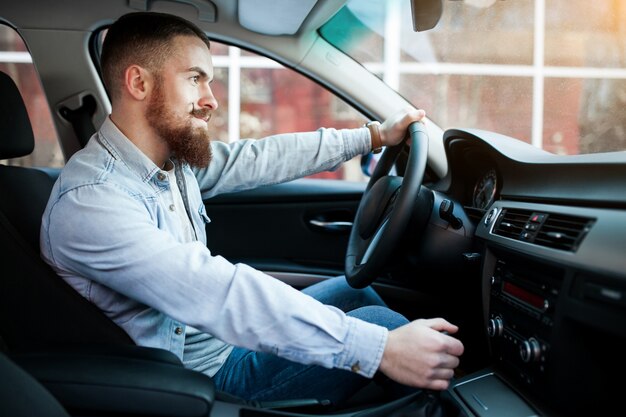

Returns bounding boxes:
[320,0,626,155]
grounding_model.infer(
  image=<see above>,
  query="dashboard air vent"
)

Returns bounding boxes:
[492,208,594,252]
[534,213,593,251]
[492,208,531,239]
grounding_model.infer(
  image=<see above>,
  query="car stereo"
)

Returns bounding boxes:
[486,258,562,400]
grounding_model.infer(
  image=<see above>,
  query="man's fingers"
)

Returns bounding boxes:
[445,336,465,356]
[404,108,425,124]
[441,353,460,369]
[427,379,452,391]
[419,318,465,356]
[431,367,455,381]
[421,317,459,333]
[380,108,427,147]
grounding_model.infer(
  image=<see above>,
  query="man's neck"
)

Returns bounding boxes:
[109,111,171,168]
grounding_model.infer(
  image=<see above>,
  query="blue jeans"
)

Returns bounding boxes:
[212,276,413,406]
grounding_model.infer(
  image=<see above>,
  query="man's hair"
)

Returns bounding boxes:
[100,12,211,102]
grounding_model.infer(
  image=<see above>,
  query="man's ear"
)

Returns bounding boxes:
[123,65,152,101]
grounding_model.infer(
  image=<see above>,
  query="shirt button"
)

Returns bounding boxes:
[350,361,360,373]
[175,327,183,335]
[157,172,166,181]
[169,204,175,212]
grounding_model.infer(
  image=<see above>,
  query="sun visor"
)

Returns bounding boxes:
[238,0,318,35]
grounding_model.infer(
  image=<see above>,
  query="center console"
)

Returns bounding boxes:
[442,253,561,417]
[487,258,560,396]
[462,247,626,417]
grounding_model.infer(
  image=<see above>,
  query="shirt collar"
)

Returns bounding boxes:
[98,116,163,183]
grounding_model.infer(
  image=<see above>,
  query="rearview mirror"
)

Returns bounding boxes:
[410,0,443,31]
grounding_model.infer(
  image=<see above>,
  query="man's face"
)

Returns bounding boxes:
[146,35,218,168]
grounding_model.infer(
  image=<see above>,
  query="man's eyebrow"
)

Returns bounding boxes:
[188,67,210,79]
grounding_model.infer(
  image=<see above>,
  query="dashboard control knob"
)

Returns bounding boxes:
[439,199,463,229]
[520,337,542,363]
[484,207,499,226]
[487,316,504,337]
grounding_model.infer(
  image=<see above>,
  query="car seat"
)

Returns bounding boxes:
[0,70,133,353]
[0,350,71,417]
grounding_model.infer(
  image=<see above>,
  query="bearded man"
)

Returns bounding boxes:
[41,12,463,407]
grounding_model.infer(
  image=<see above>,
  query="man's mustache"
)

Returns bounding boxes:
[191,106,212,122]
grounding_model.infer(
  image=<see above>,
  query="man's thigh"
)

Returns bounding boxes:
[213,346,369,404]
[212,305,410,405]
[300,276,386,312]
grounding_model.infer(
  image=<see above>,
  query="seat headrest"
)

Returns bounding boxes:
[0,71,35,159]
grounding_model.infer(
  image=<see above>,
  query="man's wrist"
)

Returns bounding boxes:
[365,121,383,154]
[336,316,388,378]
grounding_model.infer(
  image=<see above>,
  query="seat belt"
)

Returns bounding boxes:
[59,94,97,148]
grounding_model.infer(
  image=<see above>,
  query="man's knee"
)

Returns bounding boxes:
[347,305,409,330]
[303,277,386,312]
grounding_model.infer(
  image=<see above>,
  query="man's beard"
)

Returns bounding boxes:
[146,83,213,168]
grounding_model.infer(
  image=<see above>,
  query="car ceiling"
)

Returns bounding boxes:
[0,0,352,99]
[1,0,341,35]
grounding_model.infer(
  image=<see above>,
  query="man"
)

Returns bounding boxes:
[41,12,464,406]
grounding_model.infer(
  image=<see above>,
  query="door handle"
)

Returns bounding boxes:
[308,219,353,232]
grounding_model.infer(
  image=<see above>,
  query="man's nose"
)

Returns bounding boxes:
[199,86,218,110]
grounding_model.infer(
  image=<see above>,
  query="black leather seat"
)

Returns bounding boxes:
[0,350,71,417]
[0,70,133,353]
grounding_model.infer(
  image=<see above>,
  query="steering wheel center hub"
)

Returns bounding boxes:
[357,176,402,239]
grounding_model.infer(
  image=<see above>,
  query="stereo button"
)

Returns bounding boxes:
[520,337,541,363]
[487,316,504,337]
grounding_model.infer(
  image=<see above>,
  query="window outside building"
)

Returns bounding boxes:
[0,25,63,168]
[322,0,626,155]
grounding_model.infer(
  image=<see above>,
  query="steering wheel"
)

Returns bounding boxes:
[345,121,429,289]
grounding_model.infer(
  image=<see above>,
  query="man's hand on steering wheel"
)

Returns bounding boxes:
[379,108,426,147]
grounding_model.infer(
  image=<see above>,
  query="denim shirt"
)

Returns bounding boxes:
[40,117,388,378]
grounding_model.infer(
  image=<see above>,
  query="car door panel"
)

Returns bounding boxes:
[203,178,366,282]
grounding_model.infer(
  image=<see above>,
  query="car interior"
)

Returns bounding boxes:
[1,1,625,417]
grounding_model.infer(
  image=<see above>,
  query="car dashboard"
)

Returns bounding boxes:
[440,128,626,417]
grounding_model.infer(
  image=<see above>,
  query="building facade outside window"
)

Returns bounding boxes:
[0,25,63,168]
[322,0,626,155]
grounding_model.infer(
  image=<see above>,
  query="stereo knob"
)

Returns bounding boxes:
[487,316,504,337]
[520,337,542,363]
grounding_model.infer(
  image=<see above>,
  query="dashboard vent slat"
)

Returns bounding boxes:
[534,213,593,251]
[492,208,594,252]
[492,209,531,240]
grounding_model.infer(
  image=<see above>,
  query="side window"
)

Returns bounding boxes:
[0,25,63,168]
[208,41,368,181]
[95,32,369,181]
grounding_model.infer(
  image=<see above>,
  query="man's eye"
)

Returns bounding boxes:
[191,75,200,84]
